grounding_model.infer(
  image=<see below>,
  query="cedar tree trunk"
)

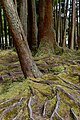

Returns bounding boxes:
[19,0,27,37]
[38,0,56,54]
[27,0,37,51]
[62,0,69,48]
[70,0,76,49]
[0,0,42,78]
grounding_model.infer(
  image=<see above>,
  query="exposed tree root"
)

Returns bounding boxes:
[28,97,34,120]
[34,87,53,97]
[42,100,50,117]
[57,76,80,90]
[50,93,60,120]
[56,86,80,106]
[0,47,80,120]
[30,78,57,85]
[0,78,80,120]
[70,108,78,120]
[12,115,18,120]
[0,95,19,106]
[30,78,80,95]
[0,98,23,120]
[55,112,64,120]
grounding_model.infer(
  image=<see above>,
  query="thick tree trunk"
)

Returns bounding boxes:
[38,0,56,54]
[0,0,42,78]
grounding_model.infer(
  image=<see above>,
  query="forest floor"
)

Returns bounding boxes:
[0,49,80,120]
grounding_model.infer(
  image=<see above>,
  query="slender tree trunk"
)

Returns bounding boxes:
[3,12,8,49]
[70,0,76,49]
[0,0,42,78]
[79,0,80,33]
[19,0,27,37]
[58,0,61,46]
[55,0,58,43]
[68,0,72,48]
[62,0,69,48]
[77,1,80,49]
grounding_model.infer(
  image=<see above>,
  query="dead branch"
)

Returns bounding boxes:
[56,86,80,106]
[28,97,34,120]
[42,100,50,117]
[50,93,60,120]
[57,76,80,90]
[55,112,64,120]
[0,98,23,120]
[70,108,78,120]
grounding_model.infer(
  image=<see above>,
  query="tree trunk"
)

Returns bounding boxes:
[19,0,27,37]
[77,1,80,49]
[62,0,69,48]
[38,0,56,54]
[27,0,37,51]
[70,0,76,49]
[0,4,1,49]
[38,0,45,46]
[0,0,42,78]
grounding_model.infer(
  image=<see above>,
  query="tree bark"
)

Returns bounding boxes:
[62,0,69,48]
[27,0,37,51]
[69,0,76,49]
[0,0,42,78]
[38,0,56,54]
[19,0,27,37]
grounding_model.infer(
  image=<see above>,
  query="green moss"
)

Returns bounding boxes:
[0,49,80,119]
[48,65,64,73]
[0,65,8,71]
